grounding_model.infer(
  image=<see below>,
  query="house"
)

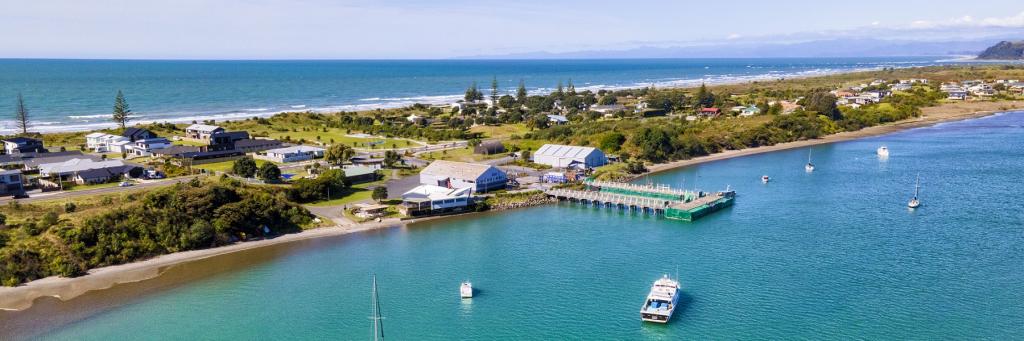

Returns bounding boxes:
[85,133,130,153]
[232,138,283,153]
[3,151,100,171]
[342,165,379,184]
[473,141,506,155]
[352,203,389,219]
[533,144,607,169]
[210,131,250,148]
[122,128,157,142]
[3,137,45,154]
[890,83,912,91]
[256,146,325,163]
[350,155,385,170]
[37,158,141,185]
[547,114,569,125]
[947,90,968,100]
[125,138,173,157]
[399,185,473,217]
[152,146,245,165]
[419,160,507,193]
[739,105,760,117]
[185,124,225,141]
[589,104,626,113]
[0,170,25,196]
[698,107,721,117]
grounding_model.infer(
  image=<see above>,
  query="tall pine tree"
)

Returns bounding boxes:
[516,79,528,104]
[490,76,499,106]
[111,90,132,129]
[14,93,29,135]
[567,79,576,97]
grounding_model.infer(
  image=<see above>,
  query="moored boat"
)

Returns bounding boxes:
[805,149,815,172]
[640,275,681,323]
[762,175,770,183]
[908,174,921,208]
[877,146,890,157]
[460,281,473,298]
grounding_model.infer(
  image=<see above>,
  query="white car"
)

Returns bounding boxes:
[119,181,133,187]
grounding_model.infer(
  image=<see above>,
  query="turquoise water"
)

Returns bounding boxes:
[0,57,955,133]
[25,112,1024,339]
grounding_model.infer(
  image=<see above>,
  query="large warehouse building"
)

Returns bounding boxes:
[532,144,607,169]
[419,160,508,193]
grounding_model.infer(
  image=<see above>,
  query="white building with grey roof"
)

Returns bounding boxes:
[419,160,507,193]
[533,144,607,169]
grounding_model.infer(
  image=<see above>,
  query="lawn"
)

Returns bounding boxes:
[243,127,421,150]
[419,146,507,163]
[173,140,209,146]
[470,123,530,139]
[306,177,389,207]
[194,159,273,173]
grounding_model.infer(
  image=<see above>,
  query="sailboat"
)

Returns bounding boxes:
[370,275,385,341]
[908,175,921,208]
[805,149,815,172]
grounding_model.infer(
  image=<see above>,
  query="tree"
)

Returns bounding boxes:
[599,132,626,153]
[598,95,618,105]
[258,162,282,182]
[111,90,133,129]
[14,93,29,134]
[325,143,355,165]
[516,79,528,103]
[554,81,565,99]
[383,150,401,168]
[465,82,483,102]
[567,79,577,97]
[490,76,499,105]
[805,90,842,120]
[693,83,716,108]
[371,186,388,203]
[232,157,258,178]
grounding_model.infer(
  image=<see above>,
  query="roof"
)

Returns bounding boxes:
[75,168,114,180]
[547,114,568,122]
[265,146,325,155]
[402,184,473,201]
[23,152,101,169]
[700,107,721,112]
[534,144,602,159]
[151,145,202,156]
[212,131,250,140]
[38,158,136,175]
[185,124,223,133]
[4,137,41,144]
[122,127,154,138]
[421,160,498,180]
[136,137,171,145]
[343,165,376,177]
[233,138,282,148]
[0,169,22,176]
[85,132,107,138]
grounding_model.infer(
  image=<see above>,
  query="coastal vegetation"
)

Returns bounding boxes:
[0,178,314,286]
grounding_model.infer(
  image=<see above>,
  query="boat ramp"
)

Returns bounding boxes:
[544,180,735,221]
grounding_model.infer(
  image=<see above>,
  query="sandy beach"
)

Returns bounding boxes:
[2,100,1021,313]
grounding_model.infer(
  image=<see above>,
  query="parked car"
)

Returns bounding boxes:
[119,181,133,187]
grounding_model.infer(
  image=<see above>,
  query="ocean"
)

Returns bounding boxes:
[8,110,1023,340]
[0,57,961,134]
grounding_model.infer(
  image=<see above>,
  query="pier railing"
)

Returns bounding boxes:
[584,180,697,201]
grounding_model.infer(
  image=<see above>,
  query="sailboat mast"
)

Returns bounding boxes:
[914,175,920,198]
[371,275,384,341]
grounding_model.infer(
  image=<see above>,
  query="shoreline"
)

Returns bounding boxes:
[5,61,940,135]
[1,101,1021,313]
[639,100,1024,178]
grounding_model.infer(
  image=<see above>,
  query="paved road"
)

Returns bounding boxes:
[0,175,202,204]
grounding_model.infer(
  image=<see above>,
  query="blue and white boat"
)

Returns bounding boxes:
[640,275,680,323]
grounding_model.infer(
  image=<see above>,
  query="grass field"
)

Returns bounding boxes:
[470,123,530,139]
[419,146,508,163]
[306,177,389,207]
[194,159,273,173]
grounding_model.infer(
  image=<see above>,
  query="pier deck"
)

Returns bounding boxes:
[546,181,735,221]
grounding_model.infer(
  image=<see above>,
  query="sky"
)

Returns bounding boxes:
[1,0,1023,59]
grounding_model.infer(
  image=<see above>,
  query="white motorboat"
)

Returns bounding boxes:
[908,174,921,208]
[640,275,681,323]
[761,175,770,183]
[805,149,815,172]
[460,281,473,298]
[877,146,890,157]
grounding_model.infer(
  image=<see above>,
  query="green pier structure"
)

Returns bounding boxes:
[549,180,735,222]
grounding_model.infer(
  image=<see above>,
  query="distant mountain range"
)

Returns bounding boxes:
[463,38,1011,59]
[977,41,1024,60]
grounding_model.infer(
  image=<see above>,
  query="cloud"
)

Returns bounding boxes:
[908,11,1024,29]
[727,33,742,40]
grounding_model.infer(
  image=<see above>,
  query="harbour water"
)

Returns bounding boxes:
[8,111,1024,340]
[0,57,958,133]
